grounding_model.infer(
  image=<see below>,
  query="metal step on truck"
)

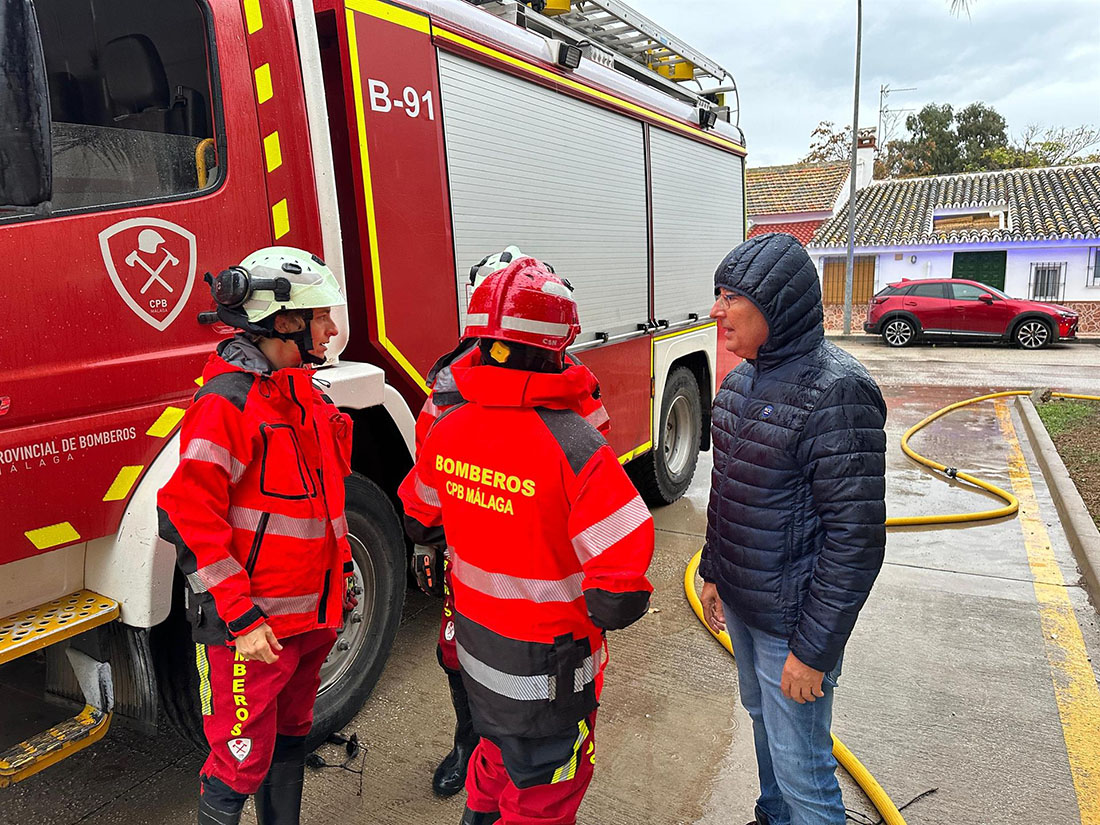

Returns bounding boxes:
[0,0,746,785]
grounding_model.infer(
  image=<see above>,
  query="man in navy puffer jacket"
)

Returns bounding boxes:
[699,233,886,825]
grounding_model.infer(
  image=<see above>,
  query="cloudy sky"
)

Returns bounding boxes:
[625,0,1100,167]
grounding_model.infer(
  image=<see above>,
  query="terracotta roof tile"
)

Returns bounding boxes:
[748,220,823,246]
[812,164,1100,247]
[746,162,850,216]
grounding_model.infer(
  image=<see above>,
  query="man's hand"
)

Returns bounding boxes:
[411,545,445,597]
[781,651,825,703]
[700,582,725,634]
[236,623,283,664]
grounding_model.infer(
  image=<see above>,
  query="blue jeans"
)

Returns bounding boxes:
[723,603,845,825]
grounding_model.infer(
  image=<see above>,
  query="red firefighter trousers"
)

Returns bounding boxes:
[196,628,337,794]
[465,714,597,825]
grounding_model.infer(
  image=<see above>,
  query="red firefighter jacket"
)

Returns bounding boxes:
[399,359,654,740]
[158,337,353,645]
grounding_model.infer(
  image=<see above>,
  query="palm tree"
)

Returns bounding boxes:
[949,0,974,15]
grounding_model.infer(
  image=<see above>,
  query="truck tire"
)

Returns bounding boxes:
[628,366,702,506]
[153,472,406,752]
[308,472,405,749]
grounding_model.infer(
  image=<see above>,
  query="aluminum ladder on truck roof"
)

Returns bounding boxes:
[466,0,740,125]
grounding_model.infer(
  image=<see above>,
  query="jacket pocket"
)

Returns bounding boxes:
[260,423,317,500]
[244,512,270,576]
[317,570,332,624]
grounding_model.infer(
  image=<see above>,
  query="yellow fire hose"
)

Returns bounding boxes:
[685,389,1100,824]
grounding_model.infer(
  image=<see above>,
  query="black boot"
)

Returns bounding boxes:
[255,734,306,825]
[433,668,479,797]
[459,806,502,825]
[198,776,245,825]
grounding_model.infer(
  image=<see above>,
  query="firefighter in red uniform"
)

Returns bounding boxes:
[414,248,612,799]
[399,255,654,825]
[158,247,356,825]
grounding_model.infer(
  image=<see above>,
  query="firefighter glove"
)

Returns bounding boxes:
[412,544,445,598]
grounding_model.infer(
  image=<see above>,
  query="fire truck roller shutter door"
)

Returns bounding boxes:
[649,128,745,325]
[437,53,649,345]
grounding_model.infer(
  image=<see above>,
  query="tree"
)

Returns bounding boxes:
[984,124,1100,168]
[955,102,1008,170]
[801,121,852,163]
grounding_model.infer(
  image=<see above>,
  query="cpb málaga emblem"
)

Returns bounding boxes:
[228,737,252,762]
[98,217,197,331]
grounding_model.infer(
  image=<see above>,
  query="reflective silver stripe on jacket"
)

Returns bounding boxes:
[452,553,584,604]
[501,316,571,337]
[456,642,600,702]
[253,593,320,616]
[182,438,245,483]
[228,507,327,540]
[571,495,651,563]
[332,514,348,539]
[187,555,245,594]
[416,475,441,508]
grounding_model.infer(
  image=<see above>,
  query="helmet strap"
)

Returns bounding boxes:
[270,309,326,366]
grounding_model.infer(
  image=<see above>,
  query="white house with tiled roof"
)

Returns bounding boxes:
[806,164,1100,332]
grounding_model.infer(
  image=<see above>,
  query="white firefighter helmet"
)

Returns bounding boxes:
[469,246,552,300]
[236,246,346,325]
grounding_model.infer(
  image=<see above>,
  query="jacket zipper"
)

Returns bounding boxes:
[287,377,307,426]
[317,570,331,623]
[244,512,270,575]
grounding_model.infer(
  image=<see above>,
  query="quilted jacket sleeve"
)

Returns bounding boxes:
[157,394,265,638]
[789,375,887,672]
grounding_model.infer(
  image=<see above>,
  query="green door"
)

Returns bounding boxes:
[952,251,1007,290]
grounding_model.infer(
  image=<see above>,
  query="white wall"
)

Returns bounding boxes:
[808,241,1100,301]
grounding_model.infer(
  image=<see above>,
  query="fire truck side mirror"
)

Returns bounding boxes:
[0,0,52,210]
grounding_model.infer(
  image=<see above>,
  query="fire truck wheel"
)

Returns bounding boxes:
[308,472,405,748]
[628,366,702,506]
[152,472,406,751]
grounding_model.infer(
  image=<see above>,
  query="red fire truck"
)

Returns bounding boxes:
[0,0,745,783]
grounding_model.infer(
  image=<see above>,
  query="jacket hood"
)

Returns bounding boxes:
[204,334,273,380]
[714,233,825,369]
[450,353,599,411]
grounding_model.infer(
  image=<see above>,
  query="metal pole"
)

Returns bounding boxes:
[843,0,862,335]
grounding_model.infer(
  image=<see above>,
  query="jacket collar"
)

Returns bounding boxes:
[449,349,598,411]
[204,334,313,394]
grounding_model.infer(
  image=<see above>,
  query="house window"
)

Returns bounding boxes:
[1030,262,1067,302]
[821,256,876,305]
[1088,247,1100,288]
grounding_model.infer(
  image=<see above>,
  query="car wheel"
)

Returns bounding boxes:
[1014,319,1052,349]
[882,317,916,347]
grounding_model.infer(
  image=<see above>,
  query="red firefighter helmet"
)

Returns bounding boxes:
[463,257,580,353]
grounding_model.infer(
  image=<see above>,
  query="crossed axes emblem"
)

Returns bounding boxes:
[125,229,179,294]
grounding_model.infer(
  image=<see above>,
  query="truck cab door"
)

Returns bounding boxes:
[0,0,282,567]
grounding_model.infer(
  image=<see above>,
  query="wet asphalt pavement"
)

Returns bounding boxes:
[5,337,1100,825]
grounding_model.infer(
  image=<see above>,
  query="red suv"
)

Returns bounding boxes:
[864,278,1079,349]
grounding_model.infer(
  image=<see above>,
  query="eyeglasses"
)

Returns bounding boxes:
[715,291,740,310]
